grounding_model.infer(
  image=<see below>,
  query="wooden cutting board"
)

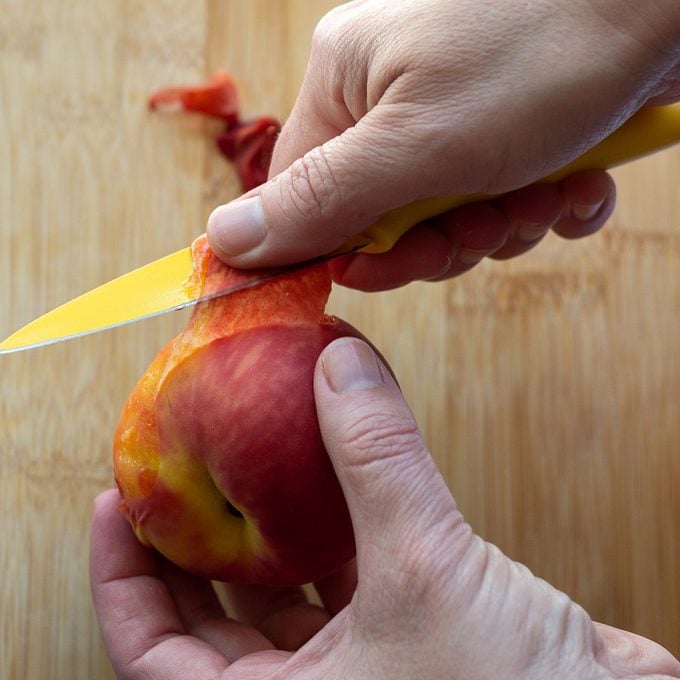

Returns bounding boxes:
[1,2,678,676]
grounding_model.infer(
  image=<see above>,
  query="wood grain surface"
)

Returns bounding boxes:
[1,1,679,677]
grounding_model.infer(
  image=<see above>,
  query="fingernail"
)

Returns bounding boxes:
[516,222,548,244]
[323,338,385,394]
[207,196,266,257]
[425,255,452,280]
[457,246,493,266]
[572,199,604,222]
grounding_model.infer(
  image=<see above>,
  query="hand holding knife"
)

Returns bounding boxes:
[3,103,680,355]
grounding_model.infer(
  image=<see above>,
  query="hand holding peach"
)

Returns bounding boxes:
[92,337,679,677]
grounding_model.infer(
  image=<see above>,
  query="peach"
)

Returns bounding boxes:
[113,236,361,585]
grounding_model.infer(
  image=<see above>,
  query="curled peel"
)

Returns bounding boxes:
[170,235,332,373]
[149,71,281,191]
[149,70,240,123]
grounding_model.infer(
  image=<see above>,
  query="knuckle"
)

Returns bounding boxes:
[310,5,359,87]
[311,5,352,57]
[283,146,340,223]
[340,407,426,473]
[311,11,335,55]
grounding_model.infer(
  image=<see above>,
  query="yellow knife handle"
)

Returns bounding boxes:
[354,103,680,254]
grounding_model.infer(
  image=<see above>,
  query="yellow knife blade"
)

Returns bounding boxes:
[2,103,680,354]
[0,248,357,354]
[1,248,194,353]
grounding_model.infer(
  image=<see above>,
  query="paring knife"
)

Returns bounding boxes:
[3,103,680,354]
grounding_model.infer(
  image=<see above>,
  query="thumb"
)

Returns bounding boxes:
[207,111,430,267]
[313,337,460,567]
